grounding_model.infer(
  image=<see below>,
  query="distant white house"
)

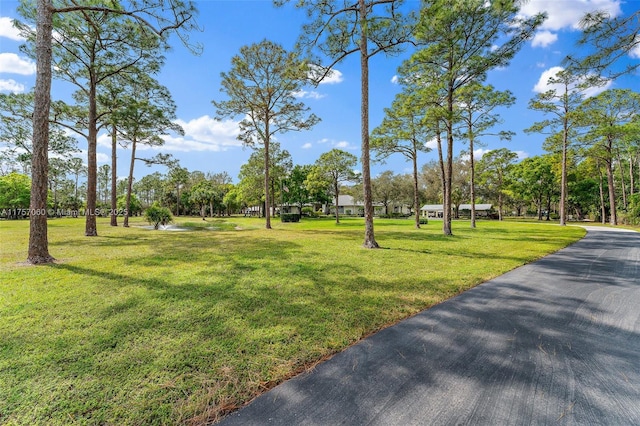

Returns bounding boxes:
[280,204,303,215]
[327,195,414,216]
[327,195,369,216]
[389,203,413,215]
[243,205,262,217]
[421,204,493,218]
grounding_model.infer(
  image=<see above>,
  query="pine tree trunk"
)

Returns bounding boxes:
[412,153,420,229]
[616,150,627,209]
[435,123,446,222]
[175,184,180,216]
[443,89,454,236]
[124,139,136,227]
[85,74,98,236]
[598,162,606,224]
[359,0,378,248]
[606,155,617,225]
[536,199,542,220]
[629,154,635,196]
[334,182,340,224]
[28,0,55,264]
[110,125,118,226]
[264,119,272,230]
[469,132,476,229]
[559,108,568,226]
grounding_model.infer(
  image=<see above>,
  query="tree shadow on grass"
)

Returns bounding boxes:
[6,231,453,423]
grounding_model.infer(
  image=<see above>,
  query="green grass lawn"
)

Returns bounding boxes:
[0,216,584,425]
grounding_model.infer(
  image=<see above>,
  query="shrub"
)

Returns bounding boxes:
[622,194,640,225]
[419,218,429,225]
[96,203,111,217]
[378,213,409,219]
[0,173,31,217]
[281,213,300,223]
[118,194,143,216]
[145,204,173,229]
[302,207,318,218]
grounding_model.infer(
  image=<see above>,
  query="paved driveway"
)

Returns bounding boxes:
[220,227,640,425]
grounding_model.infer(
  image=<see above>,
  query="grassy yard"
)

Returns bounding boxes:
[0,216,584,425]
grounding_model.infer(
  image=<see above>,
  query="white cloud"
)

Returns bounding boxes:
[154,135,226,152]
[97,115,243,153]
[292,90,326,99]
[531,30,558,48]
[179,115,239,141]
[390,75,399,84]
[0,53,36,75]
[582,80,613,98]
[630,36,640,59]
[0,17,24,41]
[302,142,312,149]
[536,62,546,68]
[319,68,343,85]
[519,0,622,50]
[425,138,438,150]
[533,66,563,92]
[490,44,499,52]
[534,67,565,92]
[97,133,113,149]
[464,150,527,162]
[474,148,492,159]
[519,0,621,31]
[156,115,242,152]
[533,66,611,97]
[307,64,344,84]
[0,78,25,93]
[316,138,357,150]
[97,152,110,163]
[77,149,110,164]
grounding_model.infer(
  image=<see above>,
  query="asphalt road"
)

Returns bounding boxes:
[220,227,640,425]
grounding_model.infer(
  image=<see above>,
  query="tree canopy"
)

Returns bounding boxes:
[404,0,543,235]
[312,148,358,223]
[281,0,417,248]
[15,0,199,263]
[214,39,319,229]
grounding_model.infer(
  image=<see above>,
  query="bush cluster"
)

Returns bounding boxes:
[377,213,411,219]
[281,213,301,222]
[301,207,320,218]
[621,194,640,225]
[145,204,173,229]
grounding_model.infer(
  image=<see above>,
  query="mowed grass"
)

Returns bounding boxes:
[0,216,584,425]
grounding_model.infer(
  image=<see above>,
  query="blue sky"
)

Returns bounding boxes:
[0,0,639,182]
